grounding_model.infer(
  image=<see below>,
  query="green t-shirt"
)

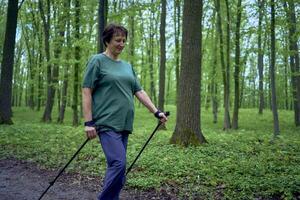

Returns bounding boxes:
[82,53,142,133]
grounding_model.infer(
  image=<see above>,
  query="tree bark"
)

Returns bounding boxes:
[39,0,54,122]
[58,0,71,123]
[224,0,231,129]
[73,0,80,126]
[215,0,231,130]
[270,0,280,136]
[174,0,181,105]
[258,0,265,114]
[170,0,207,146]
[284,0,300,126]
[98,0,107,53]
[210,11,218,123]
[149,1,157,105]
[0,0,19,124]
[232,0,242,129]
[158,0,166,115]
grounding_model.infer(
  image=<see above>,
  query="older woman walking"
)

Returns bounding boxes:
[82,23,167,200]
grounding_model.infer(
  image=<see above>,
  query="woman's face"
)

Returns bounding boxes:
[106,33,126,56]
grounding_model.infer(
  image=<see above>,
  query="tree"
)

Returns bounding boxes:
[257,0,265,114]
[158,0,166,117]
[270,0,280,136]
[148,0,157,105]
[284,0,300,126]
[232,0,242,129]
[215,0,231,130]
[224,0,231,129]
[39,0,53,122]
[98,0,107,53]
[0,0,22,124]
[73,0,81,126]
[170,0,207,146]
[57,0,71,123]
[174,0,181,103]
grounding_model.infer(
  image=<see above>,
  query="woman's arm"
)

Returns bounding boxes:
[82,88,97,139]
[135,90,168,122]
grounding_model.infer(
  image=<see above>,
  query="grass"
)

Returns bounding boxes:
[0,105,299,199]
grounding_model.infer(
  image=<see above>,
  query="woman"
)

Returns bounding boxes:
[82,24,167,200]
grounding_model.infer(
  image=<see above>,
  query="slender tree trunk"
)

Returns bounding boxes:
[284,0,300,126]
[50,3,66,122]
[138,10,146,96]
[37,50,43,111]
[58,0,71,123]
[270,0,280,136]
[149,2,157,105]
[0,0,19,124]
[174,0,180,105]
[232,0,242,129]
[215,0,231,130]
[170,0,207,146]
[212,33,218,123]
[40,0,54,122]
[224,0,231,129]
[258,0,265,114]
[283,36,289,110]
[128,0,135,66]
[240,50,249,108]
[158,0,166,114]
[73,0,80,126]
[98,0,107,53]
[209,11,218,123]
[21,22,36,110]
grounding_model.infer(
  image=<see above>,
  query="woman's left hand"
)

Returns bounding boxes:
[154,110,168,123]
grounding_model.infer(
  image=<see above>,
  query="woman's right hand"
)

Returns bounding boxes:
[85,126,97,139]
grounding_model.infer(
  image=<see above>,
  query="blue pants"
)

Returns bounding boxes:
[98,130,129,200]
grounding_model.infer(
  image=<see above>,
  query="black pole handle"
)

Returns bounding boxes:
[38,138,90,200]
[126,111,170,175]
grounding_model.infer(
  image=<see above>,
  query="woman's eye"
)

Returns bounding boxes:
[115,39,126,43]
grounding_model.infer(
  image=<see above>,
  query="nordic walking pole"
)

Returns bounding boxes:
[126,111,170,175]
[38,138,90,200]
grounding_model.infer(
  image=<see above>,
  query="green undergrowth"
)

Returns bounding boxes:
[0,106,299,199]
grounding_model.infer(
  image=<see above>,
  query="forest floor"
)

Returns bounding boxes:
[0,158,175,200]
[1,107,300,199]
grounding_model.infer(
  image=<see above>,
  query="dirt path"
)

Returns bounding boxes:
[0,158,176,200]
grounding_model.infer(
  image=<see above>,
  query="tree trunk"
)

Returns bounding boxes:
[73,0,80,126]
[170,0,207,146]
[258,0,265,114]
[210,11,218,123]
[149,2,157,105]
[158,0,166,118]
[224,0,231,129]
[0,0,19,124]
[215,0,231,130]
[284,0,300,126]
[211,37,218,124]
[98,0,107,53]
[174,0,181,105]
[270,0,280,136]
[283,36,289,110]
[128,0,135,67]
[58,0,71,123]
[240,49,250,108]
[232,0,242,129]
[40,0,54,122]
[21,22,36,110]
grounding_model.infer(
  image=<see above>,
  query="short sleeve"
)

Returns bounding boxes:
[132,67,142,94]
[82,55,101,89]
